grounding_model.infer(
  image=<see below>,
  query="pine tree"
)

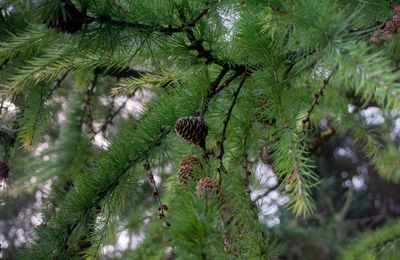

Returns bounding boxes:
[1,0,400,259]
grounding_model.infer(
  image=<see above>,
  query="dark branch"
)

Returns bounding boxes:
[46,71,70,99]
[145,163,171,229]
[178,7,250,72]
[199,66,229,117]
[93,88,139,138]
[79,75,98,132]
[217,77,247,181]
[301,73,333,130]
[200,69,245,118]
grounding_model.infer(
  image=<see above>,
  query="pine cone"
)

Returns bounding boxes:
[177,155,202,184]
[45,0,86,34]
[196,177,220,199]
[384,20,397,33]
[370,30,385,43]
[175,116,208,146]
[0,161,9,181]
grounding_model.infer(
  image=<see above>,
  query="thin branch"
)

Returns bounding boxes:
[339,188,354,220]
[90,127,171,211]
[45,70,70,100]
[217,77,247,182]
[0,99,4,115]
[178,7,250,72]
[301,74,333,130]
[200,69,244,118]
[79,75,98,132]
[92,88,139,139]
[28,86,45,147]
[199,66,229,117]
[145,163,171,229]
[59,127,172,258]
[242,131,252,195]
[213,69,246,96]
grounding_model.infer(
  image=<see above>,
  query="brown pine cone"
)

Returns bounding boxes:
[384,20,397,33]
[177,155,202,184]
[175,116,208,146]
[196,177,220,199]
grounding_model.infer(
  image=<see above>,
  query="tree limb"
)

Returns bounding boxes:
[217,77,247,182]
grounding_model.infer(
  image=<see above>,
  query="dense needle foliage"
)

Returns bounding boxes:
[1,0,400,259]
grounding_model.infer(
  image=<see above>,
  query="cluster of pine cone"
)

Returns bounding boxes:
[175,116,220,199]
[370,6,400,43]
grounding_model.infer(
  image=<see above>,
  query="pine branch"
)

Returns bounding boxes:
[0,98,4,115]
[29,87,44,147]
[62,127,171,256]
[217,77,247,182]
[341,220,400,259]
[200,68,245,118]
[79,74,98,132]
[199,66,229,117]
[92,88,137,138]
[338,188,354,220]
[144,163,170,230]
[300,73,333,130]
[178,7,250,72]
[46,70,69,99]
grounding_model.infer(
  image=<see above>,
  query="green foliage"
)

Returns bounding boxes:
[17,84,52,149]
[341,221,400,260]
[1,0,400,258]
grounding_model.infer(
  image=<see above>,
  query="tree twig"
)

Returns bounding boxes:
[92,88,139,139]
[217,77,247,183]
[45,71,70,100]
[178,6,250,72]
[301,73,333,130]
[339,188,354,220]
[198,66,229,118]
[79,75,98,132]
[144,162,171,229]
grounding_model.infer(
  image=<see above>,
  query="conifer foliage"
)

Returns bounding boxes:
[1,0,400,259]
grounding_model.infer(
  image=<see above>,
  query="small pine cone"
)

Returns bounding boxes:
[196,177,220,199]
[384,20,397,33]
[177,165,195,184]
[0,161,9,181]
[175,116,208,146]
[370,30,384,43]
[180,155,201,168]
[177,156,201,184]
